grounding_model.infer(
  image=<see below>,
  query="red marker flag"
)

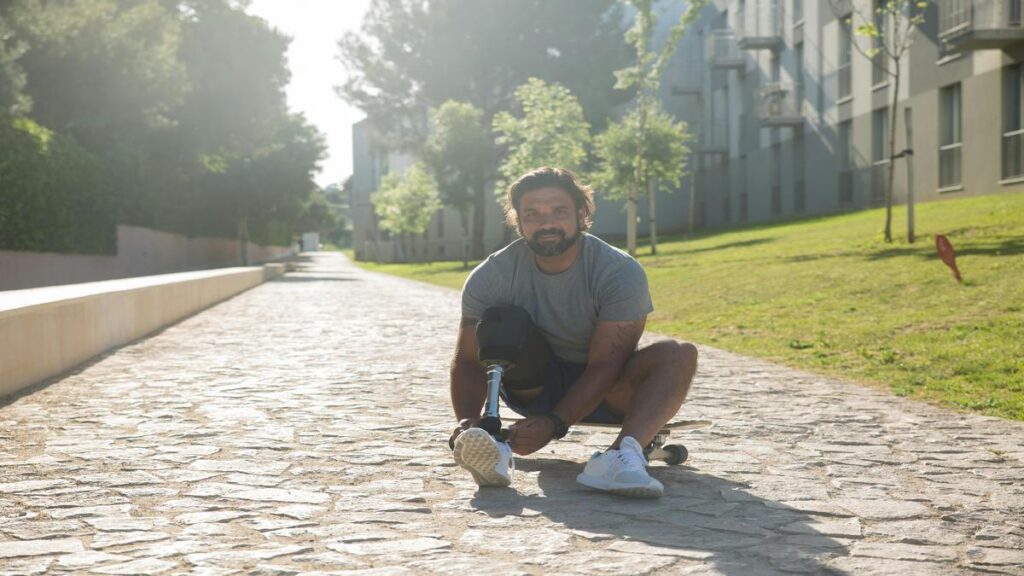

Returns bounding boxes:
[935,234,961,283]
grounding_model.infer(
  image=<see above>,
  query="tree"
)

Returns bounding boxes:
[613,0,706,256]
[422,100,492,261]
[593,103,692,247]
[339,0,631,255]
[371,162,442,262]
[493,78,591,190]
[829,0,929,243]
[0,11,30,115]
[7,0,188,149]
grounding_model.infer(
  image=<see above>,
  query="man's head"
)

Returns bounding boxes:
[504,167,595,257]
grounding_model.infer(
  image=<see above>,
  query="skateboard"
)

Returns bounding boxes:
[501,418,712,465]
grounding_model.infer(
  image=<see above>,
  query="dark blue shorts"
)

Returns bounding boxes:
[499,358,624,424]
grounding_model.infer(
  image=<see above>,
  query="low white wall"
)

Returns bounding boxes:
[0,264,285,399]
[0,225,294,291]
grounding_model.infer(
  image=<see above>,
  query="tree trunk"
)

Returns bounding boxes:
[687,168,697,236]
[904,106,915,243]
[884,63,900,244]
[627,188,638,256]
[471,187,486,260]
[460,211,470,268]
[647,177,657,255]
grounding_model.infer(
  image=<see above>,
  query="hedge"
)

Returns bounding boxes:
[0,116,116,254]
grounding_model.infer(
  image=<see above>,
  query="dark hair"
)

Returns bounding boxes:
[504,167,595,231]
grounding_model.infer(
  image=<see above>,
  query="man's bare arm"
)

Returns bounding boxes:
[551,318,646,425]
[450,316,487,421]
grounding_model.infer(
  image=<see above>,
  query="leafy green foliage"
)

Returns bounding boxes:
[593,102,691,200]
[0,116,115,254]
[1,0,324,253]
[422,100,492,258]
[371,162,442,237]
[493,78,591,188]
[338,0,630,144]
[8,0,188,148]
[0,12,30,115]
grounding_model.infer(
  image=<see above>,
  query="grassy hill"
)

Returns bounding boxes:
[354,191,1024,420]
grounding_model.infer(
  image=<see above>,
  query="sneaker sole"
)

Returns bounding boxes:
[576,473,663,498]
[453,429,511,487]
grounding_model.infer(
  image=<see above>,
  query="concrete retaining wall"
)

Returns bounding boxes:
[0,264,286,399]
[0,225,294,291]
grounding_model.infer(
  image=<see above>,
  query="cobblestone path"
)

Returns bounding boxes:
[1,252,1022,575]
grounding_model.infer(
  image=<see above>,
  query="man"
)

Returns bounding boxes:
[449,167,697,498]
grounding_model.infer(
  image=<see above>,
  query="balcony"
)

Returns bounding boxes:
[939,0,1024,50]
[757,83,804,127]
[708,30,745,69]
[737,1,784,51]
[698,117,729,154]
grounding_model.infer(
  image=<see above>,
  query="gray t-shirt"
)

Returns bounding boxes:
[461,233,653,363]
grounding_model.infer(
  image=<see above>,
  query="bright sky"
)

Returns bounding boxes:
[247,0,372,188]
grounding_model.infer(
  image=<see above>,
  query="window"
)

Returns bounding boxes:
[771,143,782,216]
[872,107,890,205]
[839,18,853,99]
[872,1,888,86]
[795,43,805,108]
[940,83,963,188]
[738,155,748,222]
[771,51,781,83]
[793,0,803,23]
[838,120,854,208]
[793,130,806,212]
[873,107,890,163]
[1004,64,1024,179]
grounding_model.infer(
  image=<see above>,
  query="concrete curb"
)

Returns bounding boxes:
[0,264,285,399]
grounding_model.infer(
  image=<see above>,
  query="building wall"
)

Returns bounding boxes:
[0,225,292,291]
[680,0,1024,233]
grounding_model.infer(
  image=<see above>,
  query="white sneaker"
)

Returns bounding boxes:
[576,436,664,498]
[452,427,514,487]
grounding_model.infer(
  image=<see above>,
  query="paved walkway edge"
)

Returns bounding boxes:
[0,263,285,398]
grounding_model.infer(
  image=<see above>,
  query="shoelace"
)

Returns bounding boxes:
[613,444,648,472]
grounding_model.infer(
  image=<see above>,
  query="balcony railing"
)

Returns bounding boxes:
[1003,128,1024,179]
[940,142,964,188]
[939,0,1024,49]
[757,83,804,126]
[708,29,745,69]
[737,0,784,50]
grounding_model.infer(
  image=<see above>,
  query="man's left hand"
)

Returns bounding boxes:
[507,415,555,456]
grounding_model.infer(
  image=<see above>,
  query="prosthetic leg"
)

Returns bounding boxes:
[474,306,550,439]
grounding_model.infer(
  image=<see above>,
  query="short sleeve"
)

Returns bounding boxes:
[461,263,497,319]
[597,259,654,322]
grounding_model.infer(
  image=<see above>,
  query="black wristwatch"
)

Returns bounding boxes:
[543,412,569,440]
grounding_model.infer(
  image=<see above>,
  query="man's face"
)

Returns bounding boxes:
[517,186,583,257]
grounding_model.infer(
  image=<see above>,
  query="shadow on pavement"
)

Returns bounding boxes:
[469,459,848,575]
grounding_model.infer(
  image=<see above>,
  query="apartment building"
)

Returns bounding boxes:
[350,0,1024,262]
[678,0,1024,229]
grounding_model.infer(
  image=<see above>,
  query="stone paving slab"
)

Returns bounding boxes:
[0,252,1022,575]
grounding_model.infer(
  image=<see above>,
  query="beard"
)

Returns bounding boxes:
[525,227,580,257]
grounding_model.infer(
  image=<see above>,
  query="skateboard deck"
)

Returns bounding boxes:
[501,418,712,465]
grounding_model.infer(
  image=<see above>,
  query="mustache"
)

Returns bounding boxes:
[531,228,565,240]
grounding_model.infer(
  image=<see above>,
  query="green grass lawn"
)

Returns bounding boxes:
[354,192,1024,421]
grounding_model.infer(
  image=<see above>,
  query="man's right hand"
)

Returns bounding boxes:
[448,418,480,450]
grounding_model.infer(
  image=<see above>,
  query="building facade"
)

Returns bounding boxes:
[350,0,1024,262]
[679,0,1024,230]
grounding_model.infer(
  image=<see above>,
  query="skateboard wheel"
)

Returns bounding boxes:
[664,444,688,465]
